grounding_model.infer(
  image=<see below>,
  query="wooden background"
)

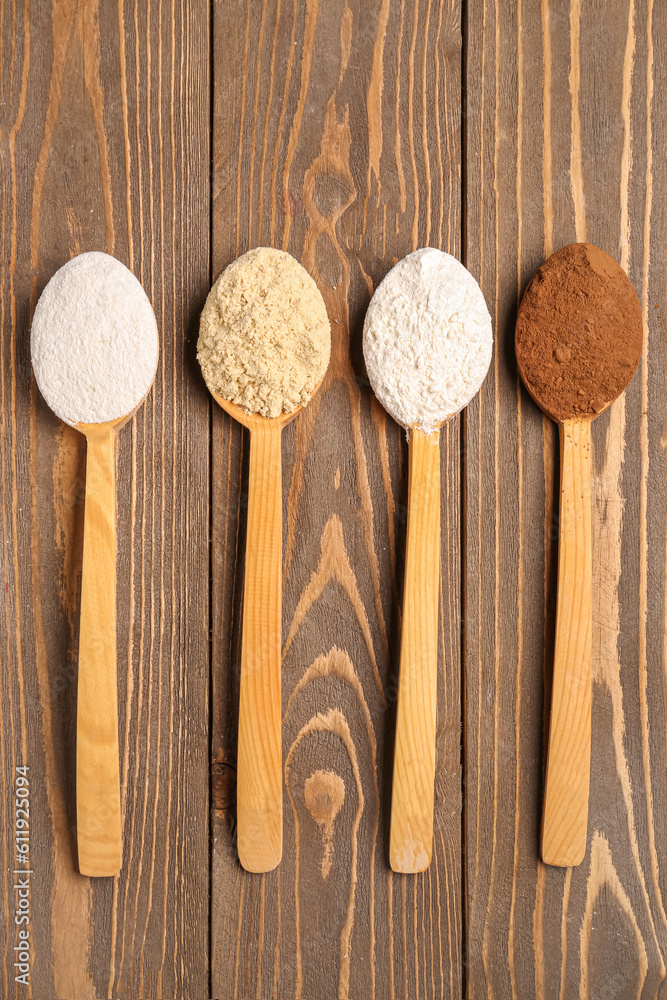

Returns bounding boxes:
[1,0,665,997]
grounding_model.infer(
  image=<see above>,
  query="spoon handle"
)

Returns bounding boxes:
[390,427,441,873]
[77,426,122,876]
[542,417,593,867]
[237,424,283,872]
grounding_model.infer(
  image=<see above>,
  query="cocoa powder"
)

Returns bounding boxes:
[515,243,642,423]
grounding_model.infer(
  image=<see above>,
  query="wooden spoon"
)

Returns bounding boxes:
[516,242,642,867]
[211,391,317,873]
[362,248,492,874]
[31,252,159,877]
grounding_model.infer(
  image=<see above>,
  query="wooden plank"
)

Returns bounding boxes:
[210,1,463,996]
[0,2,210,996]
[465,0,667,996]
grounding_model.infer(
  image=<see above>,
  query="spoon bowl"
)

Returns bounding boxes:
[211,391,307,431]
[516,243,641,422]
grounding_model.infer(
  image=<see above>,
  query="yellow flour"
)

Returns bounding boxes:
[198,248,330,418]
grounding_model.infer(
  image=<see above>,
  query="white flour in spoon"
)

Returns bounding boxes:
[31,252,159,427]
[363,248,493,433]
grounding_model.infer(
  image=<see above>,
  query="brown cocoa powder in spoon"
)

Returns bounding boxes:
[515,243,642,423]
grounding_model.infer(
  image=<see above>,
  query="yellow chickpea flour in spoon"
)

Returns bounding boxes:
[198,246,330,418]
[363,248,492,873]
[31,251,158,877]
[198,247,330,872]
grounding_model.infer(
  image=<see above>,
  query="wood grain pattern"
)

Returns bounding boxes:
[211,1,463,996]
[0,1,210,996]
[2,0,667,995]
[465,0,667,995]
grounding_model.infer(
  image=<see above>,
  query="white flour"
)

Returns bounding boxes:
[363,248,493,433]
[31,252,158,427]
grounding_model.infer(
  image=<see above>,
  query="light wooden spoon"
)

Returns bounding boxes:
[516,242,642,867]
[30,252,158,877]
[211,391,316,873]
[363,248,492,875]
